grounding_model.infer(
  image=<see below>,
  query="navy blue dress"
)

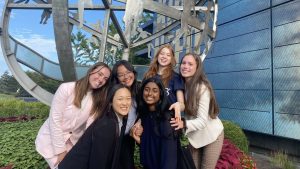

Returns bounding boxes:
[140,110,179,169]
[154,72,184,104]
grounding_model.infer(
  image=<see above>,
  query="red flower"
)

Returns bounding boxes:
[216,139,256,169]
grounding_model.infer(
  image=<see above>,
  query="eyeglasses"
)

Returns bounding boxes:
[117,71,133,79]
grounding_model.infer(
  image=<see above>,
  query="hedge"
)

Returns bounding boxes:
[222,120,249,153]
[0,99,49,119]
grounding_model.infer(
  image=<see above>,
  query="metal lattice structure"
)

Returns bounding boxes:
[0,0,218,105]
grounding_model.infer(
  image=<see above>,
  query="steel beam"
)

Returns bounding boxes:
[102,0,129,48]
[52,0,76,81]
[7,3,125,10]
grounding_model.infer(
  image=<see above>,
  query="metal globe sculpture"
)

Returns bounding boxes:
[0,0,218,105]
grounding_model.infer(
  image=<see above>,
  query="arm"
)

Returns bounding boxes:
[169,90,185,120]
[170,86,210,133]
[185,87,210,134]
[48,83,72,155]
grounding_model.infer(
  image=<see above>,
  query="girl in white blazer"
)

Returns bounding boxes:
[171,53,224,169]
[35,62,111,169]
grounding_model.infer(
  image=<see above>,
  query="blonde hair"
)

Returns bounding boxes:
[144,44,176,87]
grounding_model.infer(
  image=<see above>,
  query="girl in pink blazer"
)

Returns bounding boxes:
[35,62,111,169]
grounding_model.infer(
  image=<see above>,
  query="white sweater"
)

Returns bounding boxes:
[185,84,224,148]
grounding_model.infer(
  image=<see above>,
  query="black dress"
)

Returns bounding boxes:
[58,115,126,169]
[140,110,179,169]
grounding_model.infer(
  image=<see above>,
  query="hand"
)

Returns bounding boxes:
[130,119,142,144]
[55,151,67,166]
[170,117,184,130]
[131,126,141,144]
[169,102,181,121]
[133,119,143,136]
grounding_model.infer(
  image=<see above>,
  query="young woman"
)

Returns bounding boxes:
[110,60,140,169]
[35,62,111,169]
[171,53,224,169]
[58,84,132,169]
[132,77,179,169]
[144,44,185,120]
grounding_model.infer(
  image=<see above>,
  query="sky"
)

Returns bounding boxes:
[0,1,7,75]
[0,0,125,76]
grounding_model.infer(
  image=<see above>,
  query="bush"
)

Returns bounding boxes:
[222,120,249,153]
[0,119,48,169]
[0,98,49,119]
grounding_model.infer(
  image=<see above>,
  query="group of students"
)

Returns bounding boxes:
[35,44,224,169]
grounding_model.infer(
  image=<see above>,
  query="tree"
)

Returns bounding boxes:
[71,29,123,67]
[0,71,61,97]
[0,71,30,96]
[71,12,153,67]
[71,31,100,66]
[26,71,61,94]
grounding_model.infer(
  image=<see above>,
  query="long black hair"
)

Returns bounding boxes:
[99,84,131,119]
[137,77,169,118]
[111,60,139,101]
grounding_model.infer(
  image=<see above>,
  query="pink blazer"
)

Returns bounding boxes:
[35,82,95,158]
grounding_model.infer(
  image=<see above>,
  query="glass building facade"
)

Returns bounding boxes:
[204,0,300,140]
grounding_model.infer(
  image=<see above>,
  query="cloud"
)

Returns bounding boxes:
[10,11,16,19]
[12,30,58,62]
[0,1,3,18]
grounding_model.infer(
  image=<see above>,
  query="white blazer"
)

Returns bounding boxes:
[35,82,94,158]
[185,84,224,148]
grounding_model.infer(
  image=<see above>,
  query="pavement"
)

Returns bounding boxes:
[249,146,300,169]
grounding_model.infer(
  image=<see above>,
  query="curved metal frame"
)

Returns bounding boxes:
[0,0,53,105]
[0,0,218,106]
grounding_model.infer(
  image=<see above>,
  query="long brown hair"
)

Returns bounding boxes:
[73,62,111,117]
[144,44,176,87]
[180,53,219,119]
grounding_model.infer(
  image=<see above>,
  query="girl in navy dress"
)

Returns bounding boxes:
[132,77,179,169]
[144,44,185,120]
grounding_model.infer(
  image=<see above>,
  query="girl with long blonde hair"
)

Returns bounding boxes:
[144,44,185,120]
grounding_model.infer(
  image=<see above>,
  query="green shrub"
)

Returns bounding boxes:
[0,93,14,100]
[222,120,249,153]
[0,98,49,119]
[0,119,48,169]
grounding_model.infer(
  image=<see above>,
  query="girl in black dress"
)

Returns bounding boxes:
[58,84,132,169]
[132,77,179,169]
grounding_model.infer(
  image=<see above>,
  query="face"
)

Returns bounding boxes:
[112,88,132,117]
[89,66,111,89]
[143,82,160,110]
[117,65,135,87]
[157,47,172,67]
[180,55,197,79]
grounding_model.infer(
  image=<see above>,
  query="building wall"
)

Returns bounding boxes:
[205,0,300,140]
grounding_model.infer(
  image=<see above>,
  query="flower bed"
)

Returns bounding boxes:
[0,115,37,122]
[217,139,256,169]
